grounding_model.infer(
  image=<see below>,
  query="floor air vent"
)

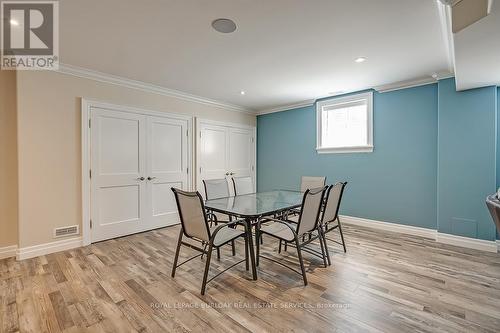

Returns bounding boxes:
[53,225,79,238]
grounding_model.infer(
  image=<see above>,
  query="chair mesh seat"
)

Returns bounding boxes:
[260,223,296,241]
[210,226,245,246]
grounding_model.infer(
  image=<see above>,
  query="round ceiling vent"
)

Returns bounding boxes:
[212,18,237,33]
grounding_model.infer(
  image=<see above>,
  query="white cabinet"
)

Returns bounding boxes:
[89,105,191,242]
[196,119,256,198]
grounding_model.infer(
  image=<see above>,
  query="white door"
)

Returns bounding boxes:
[90,108,147,242]
[90,107,191,242]
[197,123,229,198]
[197,120,255,197]
[228,127,255,192]
[147,116,189,228]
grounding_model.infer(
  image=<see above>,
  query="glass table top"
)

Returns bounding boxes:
[204,190,303,218]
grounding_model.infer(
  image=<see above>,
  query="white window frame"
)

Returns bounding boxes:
[316,91,374,154]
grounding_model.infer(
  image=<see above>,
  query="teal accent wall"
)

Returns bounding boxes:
[258,85,438,229]
[437,78,497,240]
[257,79,498,240]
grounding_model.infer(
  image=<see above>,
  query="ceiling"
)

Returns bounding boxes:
[454,0,500,90]
[59,0,452,112]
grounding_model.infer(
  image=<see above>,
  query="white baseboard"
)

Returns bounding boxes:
[10,219,499,260]
[16,237,83,260]
[0,245,17,260]
[436,233,497,253]
[340,215,437,239]
[340,215,498,253]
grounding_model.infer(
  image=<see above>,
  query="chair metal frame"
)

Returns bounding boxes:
[255,187,328,285]
[321,182,348,266]
[171,188,249,295]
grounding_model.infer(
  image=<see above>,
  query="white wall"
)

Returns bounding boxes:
[16,70,255,248]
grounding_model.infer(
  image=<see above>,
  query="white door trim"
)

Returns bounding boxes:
[195,118,257,193]
[81,98,193,246]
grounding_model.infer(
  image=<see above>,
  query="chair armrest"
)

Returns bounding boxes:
[209,219,246,240]
[258,217,297,235]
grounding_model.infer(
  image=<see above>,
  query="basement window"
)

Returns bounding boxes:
[316,91,373,154]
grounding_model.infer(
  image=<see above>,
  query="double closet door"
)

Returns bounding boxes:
[90,107,191,242]
[197,120,256,198]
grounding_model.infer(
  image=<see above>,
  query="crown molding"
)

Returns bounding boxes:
[437,0,456,73]
[257,99,315,115]
[56,63,255,115]
[374,76,437,93]
[374,72,455,93]
[257,72,456,115]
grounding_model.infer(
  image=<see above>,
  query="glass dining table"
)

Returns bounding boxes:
[204,190,304,280]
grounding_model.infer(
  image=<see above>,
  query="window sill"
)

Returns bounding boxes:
[316,145,374,154]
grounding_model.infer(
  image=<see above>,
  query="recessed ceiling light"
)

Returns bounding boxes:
[354,57,367,63]
[240,90,246,95]
[10,19,19,26]
[212,18,237,33]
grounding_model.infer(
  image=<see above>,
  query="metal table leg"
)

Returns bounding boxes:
[245,217,258,280]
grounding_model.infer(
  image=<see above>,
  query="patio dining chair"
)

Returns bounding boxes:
[203,178,236,255]
[171,188,249,295]
[300,176,327,192]
[232,176,254,196]
[321,182,348,265]
[255,186,327,285]
[288,176,327,217]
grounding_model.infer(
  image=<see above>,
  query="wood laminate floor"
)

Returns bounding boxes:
[1,224,500,333]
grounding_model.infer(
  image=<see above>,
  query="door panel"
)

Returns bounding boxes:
[99,116,141,174]
[147,116,189,228]
[198,124,229,198]
[151,122,183,173]
[91,108,147,242]
[152,181,182,216]
[99,185,140,225]
[229,128,255,193]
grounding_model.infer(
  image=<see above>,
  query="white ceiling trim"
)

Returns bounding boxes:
[374,77,437,93]
[56,63,255,115]
[437,1,456,73]
[257,73,456,116]
[257,99,315,115]
[372,73,457,93]
[56,64,455,117]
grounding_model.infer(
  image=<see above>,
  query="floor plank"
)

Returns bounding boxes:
[1,224,499,332]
